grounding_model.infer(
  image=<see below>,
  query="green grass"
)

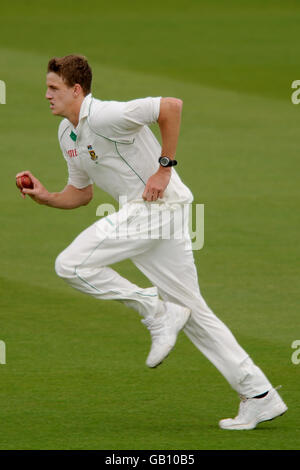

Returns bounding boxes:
[0,0,300,450]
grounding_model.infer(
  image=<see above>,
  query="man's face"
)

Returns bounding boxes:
[45,72,75,117]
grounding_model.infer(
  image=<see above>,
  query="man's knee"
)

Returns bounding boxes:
[55,252,74,279]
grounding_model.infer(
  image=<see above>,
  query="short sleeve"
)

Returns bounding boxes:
[89,97,161,139]
[120,97,161,130]
[66,160,93,189]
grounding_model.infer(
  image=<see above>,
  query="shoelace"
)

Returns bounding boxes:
[141,317,153,328]
[236,399,249,419]
[142,317,166,336]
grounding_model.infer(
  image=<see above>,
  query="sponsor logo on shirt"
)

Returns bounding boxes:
[67,149,78,158]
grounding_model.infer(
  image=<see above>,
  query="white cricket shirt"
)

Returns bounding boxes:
[58,94,193,205]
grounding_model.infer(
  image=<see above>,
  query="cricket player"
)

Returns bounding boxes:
[16,55,287,430]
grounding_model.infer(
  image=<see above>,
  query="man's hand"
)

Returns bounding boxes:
[141,97,182,202]
[15,170,93,209]
[142,167,171,202]
[15,170,51,204]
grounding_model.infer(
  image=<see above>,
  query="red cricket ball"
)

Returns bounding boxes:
[16,175,34,190]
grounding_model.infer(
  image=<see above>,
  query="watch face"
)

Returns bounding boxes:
[160,157,169,166]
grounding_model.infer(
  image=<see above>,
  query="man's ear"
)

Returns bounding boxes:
[73,83,83,98]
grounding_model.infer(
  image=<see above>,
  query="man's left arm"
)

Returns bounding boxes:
[142,97,183,202]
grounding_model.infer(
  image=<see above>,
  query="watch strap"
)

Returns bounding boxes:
[159,156,178,167]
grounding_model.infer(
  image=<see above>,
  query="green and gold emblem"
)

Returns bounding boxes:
[87,145,98,163]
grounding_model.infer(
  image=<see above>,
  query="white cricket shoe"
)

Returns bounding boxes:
[142,302,191,368]
[219,387,288,430]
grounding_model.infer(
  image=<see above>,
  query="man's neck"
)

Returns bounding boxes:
[67,96,85,128]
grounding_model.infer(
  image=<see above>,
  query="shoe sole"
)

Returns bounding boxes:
[219,405,288,430]
[147,307,191,369]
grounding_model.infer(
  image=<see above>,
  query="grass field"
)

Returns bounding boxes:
[0,0,300,450]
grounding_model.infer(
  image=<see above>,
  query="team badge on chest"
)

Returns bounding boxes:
[87,145,99,164]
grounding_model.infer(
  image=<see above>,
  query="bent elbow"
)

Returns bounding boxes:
[84,193,93,206]
[83,196,93,206]
[174,98,183,109]
[159,97,183,122]
[82,185,93,206]
[166,97,183,111]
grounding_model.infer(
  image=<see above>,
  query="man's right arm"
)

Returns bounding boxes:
[16,170,93,209]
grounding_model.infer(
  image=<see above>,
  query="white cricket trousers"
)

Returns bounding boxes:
[55,202,272,398]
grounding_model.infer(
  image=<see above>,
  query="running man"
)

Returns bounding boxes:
[16,55,287,430]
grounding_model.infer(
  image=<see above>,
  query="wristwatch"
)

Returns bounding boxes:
[159,156,177,167]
